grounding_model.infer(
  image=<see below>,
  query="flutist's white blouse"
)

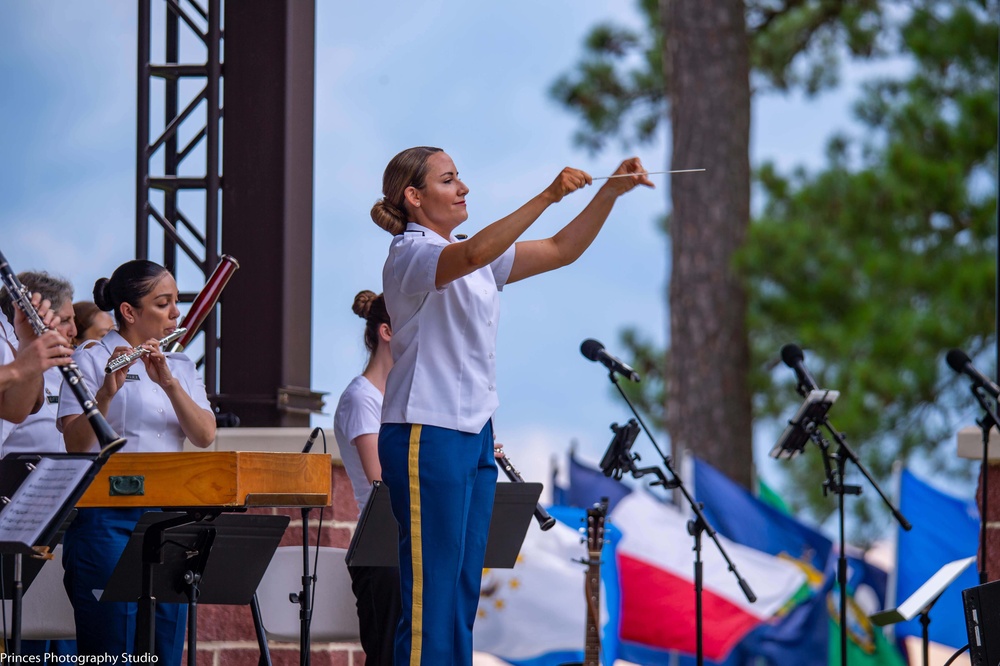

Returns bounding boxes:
[56,329,211,453]
[381,222,515,434]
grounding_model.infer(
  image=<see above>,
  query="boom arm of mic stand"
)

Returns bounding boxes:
[815,416,911,531]
[607,372,757,603]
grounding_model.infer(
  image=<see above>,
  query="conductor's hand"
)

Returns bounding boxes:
[543,167,592,204]
[602,157,655,197]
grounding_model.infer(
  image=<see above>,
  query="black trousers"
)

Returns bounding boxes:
[348,564,402,666]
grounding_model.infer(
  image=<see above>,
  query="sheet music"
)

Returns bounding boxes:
[0,457,90,547]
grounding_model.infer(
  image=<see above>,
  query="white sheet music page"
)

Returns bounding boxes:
[0,457,90,547]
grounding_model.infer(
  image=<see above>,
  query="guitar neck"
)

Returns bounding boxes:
[583,554,601,666]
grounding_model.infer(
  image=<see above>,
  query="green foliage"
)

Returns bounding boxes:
[741,1,997,536]
[550,0,891,154]
[553,0,998,537]
[617,325,668,432]
[548,0,663,154]
[747,0,886,93]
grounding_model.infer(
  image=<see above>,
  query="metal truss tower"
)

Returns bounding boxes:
[135,0,223,391]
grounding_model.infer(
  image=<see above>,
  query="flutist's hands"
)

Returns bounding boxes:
[542,167,593,204]
[600,157,655,197]
[141,339,176,389]
[99,345,132,400]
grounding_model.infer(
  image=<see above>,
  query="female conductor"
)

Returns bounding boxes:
[371,147,652,666]
[57,260,216,664]
[333,290,400,666]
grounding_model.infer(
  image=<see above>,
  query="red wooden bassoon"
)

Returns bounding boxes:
[168,254,240,351]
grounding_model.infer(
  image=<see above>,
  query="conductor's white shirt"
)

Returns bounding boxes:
[56,330,211,452]
[381,222,515,434]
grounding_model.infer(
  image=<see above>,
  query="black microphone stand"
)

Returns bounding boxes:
[967,385,998,585]
[291,436,320,666]
[602,371,757,666]
[783,379,911,666]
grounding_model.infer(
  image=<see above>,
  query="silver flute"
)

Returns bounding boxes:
[104,328,187,374]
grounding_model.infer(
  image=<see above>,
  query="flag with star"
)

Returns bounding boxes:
[473,504,622,666]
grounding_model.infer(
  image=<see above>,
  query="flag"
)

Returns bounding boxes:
[561,451,632,512]
[690,458,833,666]
[612,491,807,663]
[827,554,906,666]
[895,468,979,648]
[690,457,905,666]
[694,458,832,572]
[473,505,621,666]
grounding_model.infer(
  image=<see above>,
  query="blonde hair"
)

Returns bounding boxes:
[370,146,443,235]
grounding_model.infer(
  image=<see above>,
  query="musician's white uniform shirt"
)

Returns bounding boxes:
[333,375,382,517]
[0,316,20,447]
[381,222,515,434]
[56,329,211,452]
[1,365,64,457]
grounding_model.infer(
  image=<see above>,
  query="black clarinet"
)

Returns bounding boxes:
[495,450,556,531]
[0,249,126,459]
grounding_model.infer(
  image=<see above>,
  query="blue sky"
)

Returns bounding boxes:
[0,1,911,502]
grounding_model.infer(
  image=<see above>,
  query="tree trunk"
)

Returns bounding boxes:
[662,0,753,488]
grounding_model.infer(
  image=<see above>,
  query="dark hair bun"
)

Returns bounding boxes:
[93,277,113,312]
[352,290,378,320]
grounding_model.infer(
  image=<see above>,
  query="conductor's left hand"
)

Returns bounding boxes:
[603,157,655,196]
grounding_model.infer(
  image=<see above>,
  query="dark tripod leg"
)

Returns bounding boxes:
[250,593,273,666]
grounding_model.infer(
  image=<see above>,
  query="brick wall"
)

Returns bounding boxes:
[186,464,366,665]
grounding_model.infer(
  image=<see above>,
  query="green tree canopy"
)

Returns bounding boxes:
[553,0,997,536]
[744,1,997,534]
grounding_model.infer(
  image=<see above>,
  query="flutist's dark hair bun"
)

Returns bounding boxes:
[93,278,114,312]
[94,260,170,328]
[351,290,390,354]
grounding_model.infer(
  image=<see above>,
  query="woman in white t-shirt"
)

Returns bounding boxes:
[333,290,399,666]
[371,146,653,666]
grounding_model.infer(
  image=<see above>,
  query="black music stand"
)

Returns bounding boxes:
[103,512,288,665]
[345,481,542,568]
[871,556,976,666]
[0,454,104,653]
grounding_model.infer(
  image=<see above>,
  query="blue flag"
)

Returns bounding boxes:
[561,451,632,513]
[689,457,833,666]
[895,469,979,648]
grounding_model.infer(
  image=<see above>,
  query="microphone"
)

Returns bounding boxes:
[780,344,819,394]
[946,349,1000,399]
[302,427,321,454]
[581,339,640,382]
